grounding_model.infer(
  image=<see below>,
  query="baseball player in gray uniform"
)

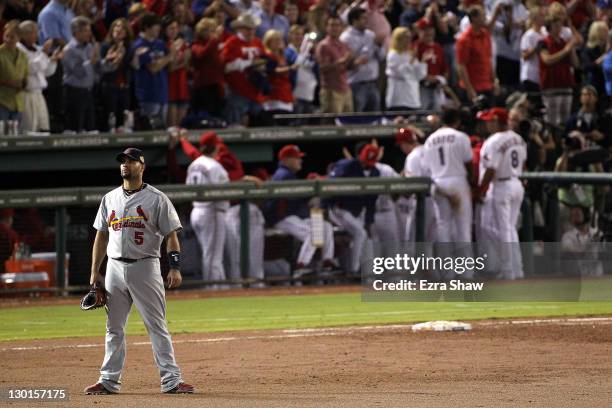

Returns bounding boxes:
[85,148,193,395]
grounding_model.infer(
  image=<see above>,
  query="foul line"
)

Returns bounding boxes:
[2,317,612,353]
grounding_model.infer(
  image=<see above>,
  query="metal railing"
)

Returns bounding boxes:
[1,171,610,294]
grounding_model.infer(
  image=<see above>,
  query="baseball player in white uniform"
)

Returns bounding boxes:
[423,108,474,243]
[86,148,193,395]
[397,127,437,244]
[423,109,474,279]
[186,132,230,286]
[477,108,527,280]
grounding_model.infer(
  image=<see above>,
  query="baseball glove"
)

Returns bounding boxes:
[80,282,107,311]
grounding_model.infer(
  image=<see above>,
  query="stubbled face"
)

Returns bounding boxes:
[120,158,144,180]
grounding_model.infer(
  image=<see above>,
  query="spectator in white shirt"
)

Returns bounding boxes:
[340,7,385,112]
[385,26,427,111]
[520,6,544,93]
[17,20,62,134]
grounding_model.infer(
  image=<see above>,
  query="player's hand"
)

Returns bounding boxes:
[167,269,182,288]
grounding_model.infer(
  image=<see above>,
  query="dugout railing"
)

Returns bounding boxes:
[0,172,610,295]
[0,177,431,294]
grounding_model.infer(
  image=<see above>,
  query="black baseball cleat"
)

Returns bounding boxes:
[84,383,114,395]
[164,382,195,394]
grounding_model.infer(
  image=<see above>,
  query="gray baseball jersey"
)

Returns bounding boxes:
[93,184,182,259]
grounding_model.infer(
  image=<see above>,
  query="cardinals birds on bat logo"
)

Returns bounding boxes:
[136,205,148,221]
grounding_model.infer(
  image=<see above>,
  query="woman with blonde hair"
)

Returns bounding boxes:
[385,26,427,111]
[581,21,608,93]
[262,29,296,123]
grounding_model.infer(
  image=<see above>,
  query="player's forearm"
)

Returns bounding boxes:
[166,231,181,253]
[90,231,108,284]
[479,168,495,197]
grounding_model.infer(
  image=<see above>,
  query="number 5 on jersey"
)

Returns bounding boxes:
[134,231,144,245]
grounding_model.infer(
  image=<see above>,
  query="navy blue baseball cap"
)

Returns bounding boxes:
[116,148,145,164]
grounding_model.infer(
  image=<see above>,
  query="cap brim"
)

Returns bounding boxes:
[116,153,142,163]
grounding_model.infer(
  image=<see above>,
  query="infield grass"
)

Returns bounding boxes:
[1,288,611,341]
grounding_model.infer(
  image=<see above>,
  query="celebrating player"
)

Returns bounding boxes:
[477,108,527,280]
[423,108,474,244]
[86,148,193,395]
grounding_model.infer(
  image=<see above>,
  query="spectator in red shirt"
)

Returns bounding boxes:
[221,13,267,126]
[315,16,355,114]
[262,29,296,123]
[415,17,447,110]
[143,0,169,17]
[455,4,502,106]
[538,15,579,127]
[163,16,191,127]
[191,17,225,120]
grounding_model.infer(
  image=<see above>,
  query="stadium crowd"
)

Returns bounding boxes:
[0,0,610,133]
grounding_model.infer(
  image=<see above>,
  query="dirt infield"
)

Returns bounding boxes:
[1,318,611,408]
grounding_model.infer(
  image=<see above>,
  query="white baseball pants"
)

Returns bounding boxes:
[275,215,334,265]
[191,206,226,283]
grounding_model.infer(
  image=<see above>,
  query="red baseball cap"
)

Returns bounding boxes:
[199,131,222,148]
[278,145,305,160]
[477,108,509,124]
[395,127,417,144]
[415,18,433,30]
[359,144,379,167]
